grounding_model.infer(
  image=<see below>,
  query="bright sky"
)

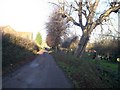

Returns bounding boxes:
[0,0,56,40]
[0,0,119,42]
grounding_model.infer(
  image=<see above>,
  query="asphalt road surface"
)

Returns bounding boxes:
[2,52,73,88]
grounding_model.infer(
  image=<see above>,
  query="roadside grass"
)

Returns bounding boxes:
[90,59,119,88]
[52,52,82,88]
[52,51,119,88]
[81,52,118,72]
[91,59,118,71]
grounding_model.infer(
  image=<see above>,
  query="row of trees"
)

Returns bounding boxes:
[46,0,120,58]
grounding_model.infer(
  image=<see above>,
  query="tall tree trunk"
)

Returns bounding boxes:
[75,34,90,58]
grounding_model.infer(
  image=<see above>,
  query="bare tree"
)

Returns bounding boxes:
[50,0,120,57]
[46,7,69,50]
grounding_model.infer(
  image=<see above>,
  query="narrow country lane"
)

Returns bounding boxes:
[2,52,73,88]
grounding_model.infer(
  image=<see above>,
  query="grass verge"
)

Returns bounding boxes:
[51,51,119,88]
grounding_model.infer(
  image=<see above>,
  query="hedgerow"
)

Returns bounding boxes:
[2,33,37,75]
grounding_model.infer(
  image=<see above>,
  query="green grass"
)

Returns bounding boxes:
[82,52,118,72]
[52,51,119,88]
[84,53,119,88]
[91,59,119,87]
[99,61,118,71]
[91,59,118,72]
[52,52,107,88]
[52,52,82,88]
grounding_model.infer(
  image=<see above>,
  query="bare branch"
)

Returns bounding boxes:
[74,0,79,6]
[100,24,104,34]
[93,0,99,13]
[65,14,81,27]
[78,1,83,27]
[85,1,90,12]
[89,0,93,12]
[82,10,87,19]
[88,0,99,24]
[98,4,120,24]
[71,5,79,11]
[109,19,120,34]
[65,4,79,15]
[68,4,72,15]
[48,2,60,7]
